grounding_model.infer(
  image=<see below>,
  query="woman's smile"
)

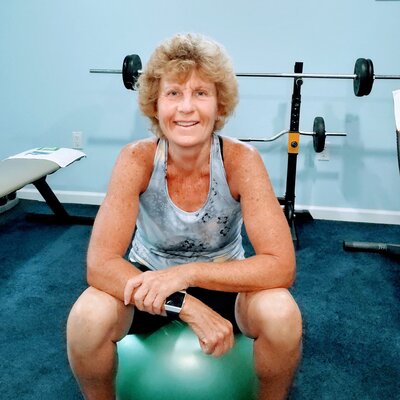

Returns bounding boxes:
[174,120,199,127]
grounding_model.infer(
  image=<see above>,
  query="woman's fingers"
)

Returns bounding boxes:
[124,274,166,315]
[184,299,235,357]
[124,276,140,305]
[199,326,234,357]
[124,268,189,316]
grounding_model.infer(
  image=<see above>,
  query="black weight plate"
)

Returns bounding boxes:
[363,58,374,96]
[354,58,366,96]
[313,116,326,153]
[122,54,142,90]
[353,58,374,97]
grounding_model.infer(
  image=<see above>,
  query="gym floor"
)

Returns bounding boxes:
[0,200,399,399]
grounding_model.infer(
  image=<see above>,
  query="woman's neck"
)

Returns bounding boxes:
[166,136,212,175]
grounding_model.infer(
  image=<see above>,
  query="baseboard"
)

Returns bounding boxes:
[298,204,400,225]
[18,188,105,206]
[17,188,400,225]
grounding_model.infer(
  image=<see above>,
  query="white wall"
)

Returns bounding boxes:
[1,0,399,221]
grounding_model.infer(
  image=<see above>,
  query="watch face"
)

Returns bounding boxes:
[165,291,185,307]
[165,291,186,315]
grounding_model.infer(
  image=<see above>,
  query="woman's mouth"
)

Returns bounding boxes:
[174,121,199,127]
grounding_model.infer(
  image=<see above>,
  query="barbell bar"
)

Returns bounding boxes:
[91,69,122,74]
[238,129,346,143]
[89,69,356,79]
[89,69,400,80]
[90,55,400,97]
[239,117,346,153]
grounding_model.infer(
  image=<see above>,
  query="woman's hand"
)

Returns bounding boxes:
[123,266,190,315]
[124,268,235,356]
[179,295,235,357]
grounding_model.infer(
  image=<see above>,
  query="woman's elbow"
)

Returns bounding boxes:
[279,252,296,288]
[285,256,296,288]
[86,252,101,286]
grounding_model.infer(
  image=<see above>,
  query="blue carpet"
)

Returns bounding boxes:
[0,200,399,399]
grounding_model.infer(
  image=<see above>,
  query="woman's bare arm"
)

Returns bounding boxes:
[86,139,156,300]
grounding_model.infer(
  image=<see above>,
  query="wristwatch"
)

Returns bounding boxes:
[164,290,186,318]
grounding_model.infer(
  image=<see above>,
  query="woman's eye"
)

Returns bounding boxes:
[196,90,206,96]
[167,90,179,97]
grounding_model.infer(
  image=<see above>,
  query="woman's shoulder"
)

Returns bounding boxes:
[122,137,158,155]
[219,135,261,165]
[118,137,158,167]
[111,138,158,191]
[218,135,267,197]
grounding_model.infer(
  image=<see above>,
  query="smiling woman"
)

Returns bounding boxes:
[66,32,302,400]
[156,71,219,149]
[137,33,238,138]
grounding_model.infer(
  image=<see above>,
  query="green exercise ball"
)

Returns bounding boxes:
[116,321,257,400]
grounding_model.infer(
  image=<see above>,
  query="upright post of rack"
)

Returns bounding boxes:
[280,62,313,247]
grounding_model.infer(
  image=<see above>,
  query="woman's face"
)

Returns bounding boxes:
[156,70,219,147]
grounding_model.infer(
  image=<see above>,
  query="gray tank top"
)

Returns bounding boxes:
[129,134,244,270]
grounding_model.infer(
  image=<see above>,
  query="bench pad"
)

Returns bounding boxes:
[0,158,60,198]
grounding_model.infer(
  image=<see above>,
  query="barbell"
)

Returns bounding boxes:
[239,116,347,153]
[90,55,400,97]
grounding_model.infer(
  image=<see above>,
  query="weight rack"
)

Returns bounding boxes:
[90,55,400,247]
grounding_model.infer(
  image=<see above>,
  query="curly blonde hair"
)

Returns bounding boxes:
[137,33,238,138]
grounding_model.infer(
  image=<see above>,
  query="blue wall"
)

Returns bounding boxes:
[1,0,399,213]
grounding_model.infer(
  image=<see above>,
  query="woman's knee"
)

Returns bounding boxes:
[236,289,302,346]
[67,287,132,348]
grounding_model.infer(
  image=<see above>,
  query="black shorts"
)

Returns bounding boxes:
[128,263,240,334]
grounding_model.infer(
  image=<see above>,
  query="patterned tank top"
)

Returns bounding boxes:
[129,134,244,270]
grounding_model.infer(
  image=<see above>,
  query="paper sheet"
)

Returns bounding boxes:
[393,89,400,132]
[7,147,86,168]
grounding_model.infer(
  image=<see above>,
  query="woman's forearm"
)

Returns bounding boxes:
[185,254,295,293]
[86,255,141,301]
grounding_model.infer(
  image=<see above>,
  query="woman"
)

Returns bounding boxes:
[67,33,302,400]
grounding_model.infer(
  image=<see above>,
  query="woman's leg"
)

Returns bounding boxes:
[236,288,302,400]
[66,287,134,400]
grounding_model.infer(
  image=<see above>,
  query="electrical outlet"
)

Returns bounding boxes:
[72,131,83,149]
[317,141,330,161]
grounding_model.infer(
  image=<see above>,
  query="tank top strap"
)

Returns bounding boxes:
[145,137,168,192]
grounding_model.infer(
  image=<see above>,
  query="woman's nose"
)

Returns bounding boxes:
[177,93,195,113]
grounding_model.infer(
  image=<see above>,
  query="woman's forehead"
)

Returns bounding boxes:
[160,70,215,88]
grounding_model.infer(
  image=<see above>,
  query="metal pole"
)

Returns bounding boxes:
[284,62,303,246]
[89,68,400,81]
[235,72,356,79]
[90,69,124,74]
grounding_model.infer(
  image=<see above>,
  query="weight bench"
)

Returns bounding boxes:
[0,147,94,225]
